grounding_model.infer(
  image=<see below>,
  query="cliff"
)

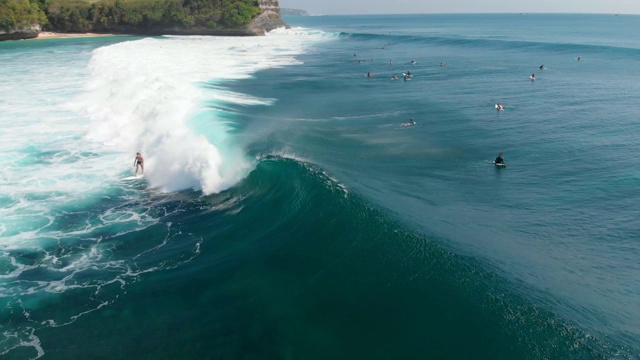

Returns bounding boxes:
[247,0,288,35]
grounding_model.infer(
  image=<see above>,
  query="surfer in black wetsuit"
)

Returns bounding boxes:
[494,152,504,164]
[401,119,416,127]
[539,64,544,70]
[134,152,144,176]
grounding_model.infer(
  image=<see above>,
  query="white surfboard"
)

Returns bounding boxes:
[494,162,506,168]
[121,175,144,180]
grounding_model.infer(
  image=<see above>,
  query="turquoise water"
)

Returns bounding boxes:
[1,14,639,359]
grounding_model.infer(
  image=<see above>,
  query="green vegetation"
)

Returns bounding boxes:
[45,0,261,32]
[0,0,47,32]
[0,0,260,34]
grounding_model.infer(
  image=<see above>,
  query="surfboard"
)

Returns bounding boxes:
[494,162,506,168]
[121,175,144,180]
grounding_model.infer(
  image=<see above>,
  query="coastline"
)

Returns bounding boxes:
[33,32,125,40]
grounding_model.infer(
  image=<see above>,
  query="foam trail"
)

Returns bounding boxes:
[79,28,334,194]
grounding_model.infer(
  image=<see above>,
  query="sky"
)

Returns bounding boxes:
[278,0,640,15]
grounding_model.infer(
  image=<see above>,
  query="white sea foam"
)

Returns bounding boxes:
[79,28,333,194]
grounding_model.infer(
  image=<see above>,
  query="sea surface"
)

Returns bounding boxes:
[1,14,639,359]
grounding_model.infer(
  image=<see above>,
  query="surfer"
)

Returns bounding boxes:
[577,55,582,61]
[539,64,544,70]
[530,73,536,80]
[401,119,416,127]
[496,103,504,111]
[439,62,445,66]
[392,74,398,80]
[494,152,504,164]
[367,72,372,78]
[410,60,416,64]
[133,152,144,176]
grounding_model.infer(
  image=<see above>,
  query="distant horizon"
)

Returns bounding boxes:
[282,12,639,16]
[278,0,640,16]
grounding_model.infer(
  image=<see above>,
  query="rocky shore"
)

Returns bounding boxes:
[0,25,41,41]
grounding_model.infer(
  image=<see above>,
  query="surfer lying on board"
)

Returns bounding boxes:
[134,152,144,176]
[494,152,504,164]
[401,119,416,127]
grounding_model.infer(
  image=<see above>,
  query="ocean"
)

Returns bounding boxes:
[1,13,639,359]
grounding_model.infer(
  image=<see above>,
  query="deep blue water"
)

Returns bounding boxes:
[1,14,639,359]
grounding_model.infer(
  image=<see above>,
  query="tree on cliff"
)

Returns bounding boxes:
[0,0,47,32]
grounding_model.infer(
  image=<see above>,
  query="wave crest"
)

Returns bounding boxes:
[80,29,332,194]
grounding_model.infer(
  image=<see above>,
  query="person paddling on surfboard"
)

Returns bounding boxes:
[400,118,416,127]
[134,152,144,176]
[494,152,504,165]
